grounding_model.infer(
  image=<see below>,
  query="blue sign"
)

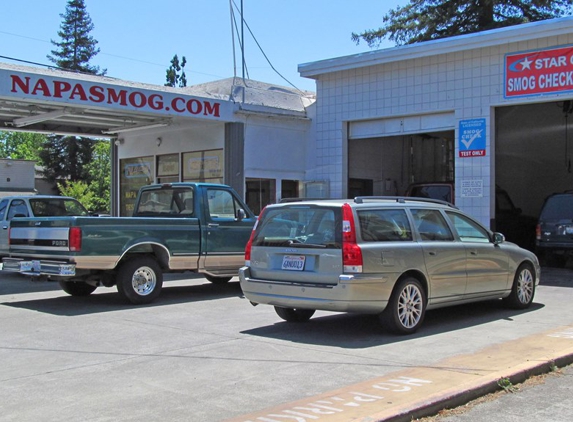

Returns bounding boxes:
[459,119,486,158]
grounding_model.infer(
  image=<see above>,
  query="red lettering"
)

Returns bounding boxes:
[187,99,202,115]
[203,101,220,117]
[10,75,30,93]
[31,79,50,97]
[128,91,146,108]
[89,86,105,102]
[53,81,71,98]
[107,89,127,106]
[70,83,88,101]
[148,94,163,110]
[171,97,186,113]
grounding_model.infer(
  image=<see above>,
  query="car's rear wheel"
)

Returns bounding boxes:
[116,256,163,305]
[205,275,232,284]
[58,280,97,296]
[274,306,315,322]
[503,263,535,309]
[382,277,426,334]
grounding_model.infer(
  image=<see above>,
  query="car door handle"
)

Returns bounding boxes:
[208,223,219,228]
[428,251,437,256]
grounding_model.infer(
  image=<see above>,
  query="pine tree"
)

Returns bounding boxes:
[47,0,106,75]
[352,0,573,47]
[165,54,187,87]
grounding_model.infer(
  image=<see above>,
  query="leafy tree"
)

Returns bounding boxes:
[58,180,97,211]
[0,131,46,161]
[165,54,187,87]
[352,0,573,47]
[47,0,106,75]
[83,140,111,212]
[39,135,94,183]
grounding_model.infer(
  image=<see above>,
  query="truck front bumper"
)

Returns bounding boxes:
[2,258,76,277]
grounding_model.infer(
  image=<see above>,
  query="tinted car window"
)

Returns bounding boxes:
[7,200,28,219]
[358,209,412,241]
[411,209,454,241]
[539,194,573,220]
[446,211,490,243]
[0,199,7,221]
[253,206,341,248]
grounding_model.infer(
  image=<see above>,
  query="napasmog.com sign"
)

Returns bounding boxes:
[505,45,573,98]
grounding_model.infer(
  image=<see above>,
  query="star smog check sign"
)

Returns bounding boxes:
[505,45,573,98]
[459,118,486,158]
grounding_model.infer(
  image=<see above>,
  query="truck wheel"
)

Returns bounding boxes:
[116,256,163,305]
[274,306,315,322]
[205,274,232,284]
[381,277,426,335]
[58,280,97,296]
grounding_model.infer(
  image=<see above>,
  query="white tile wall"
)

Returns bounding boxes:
[313,33,573,226]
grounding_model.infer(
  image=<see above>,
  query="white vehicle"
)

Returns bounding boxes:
[0,195,89,257]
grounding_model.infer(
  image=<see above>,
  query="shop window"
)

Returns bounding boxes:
[182,149,223,184]
[281,180,299,200]
[157,153,180,184]
[246,178,276,215]
[119,156,154,216]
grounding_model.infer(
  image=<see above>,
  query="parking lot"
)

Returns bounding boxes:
[2,267,573,421]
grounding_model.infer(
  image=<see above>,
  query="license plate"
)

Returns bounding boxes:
[60,265,75,276]
[281,255,306,271]
[20,260,40,272]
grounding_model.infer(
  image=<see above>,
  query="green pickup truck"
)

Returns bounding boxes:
[2,183,256,304]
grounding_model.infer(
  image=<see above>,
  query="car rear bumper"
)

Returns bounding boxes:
[238,266,392,313]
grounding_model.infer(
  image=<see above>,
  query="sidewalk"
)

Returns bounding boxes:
[226,324,573,422]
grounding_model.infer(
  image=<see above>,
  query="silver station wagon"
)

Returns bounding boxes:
[239,197,540,334]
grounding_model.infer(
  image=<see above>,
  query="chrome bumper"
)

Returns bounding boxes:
[2,258,76,277]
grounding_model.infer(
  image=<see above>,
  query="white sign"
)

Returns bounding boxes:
[461,179,483,198]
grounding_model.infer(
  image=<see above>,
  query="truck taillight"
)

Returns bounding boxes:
[342,203,363,273]
[535,224,541,240]
[69,227,82,252]
[245,208,266,264]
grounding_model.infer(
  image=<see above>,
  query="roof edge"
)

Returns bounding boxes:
[299,17,573,78]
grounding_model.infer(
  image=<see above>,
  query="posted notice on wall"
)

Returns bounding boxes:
[459,118,486,158]
[461,179,483,198]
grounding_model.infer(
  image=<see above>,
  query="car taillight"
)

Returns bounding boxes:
[342,203,362,273]
[245,207,266,264]
[69,227,82,252]
[535,224,541,240]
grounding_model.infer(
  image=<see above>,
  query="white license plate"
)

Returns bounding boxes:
[60,265,75,276]
[281,255,306,271]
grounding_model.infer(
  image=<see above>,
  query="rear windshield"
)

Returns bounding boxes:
[134,187,195,217]
[540,194,573,220]
[252,206,341,248]
[30,198,88,217]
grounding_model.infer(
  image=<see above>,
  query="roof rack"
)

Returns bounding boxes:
[279,197,328,203]
[353,196,457,208]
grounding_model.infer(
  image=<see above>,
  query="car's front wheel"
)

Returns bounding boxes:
[504,263,535,309]
[116,256,163,305]
[58,280,97,296]
[382,277,426,334]
[274,306,315,322]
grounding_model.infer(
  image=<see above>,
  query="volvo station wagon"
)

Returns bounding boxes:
[239,197,540,334]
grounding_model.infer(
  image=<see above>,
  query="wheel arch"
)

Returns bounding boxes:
[115,242,170,270]
[396,270,429,298]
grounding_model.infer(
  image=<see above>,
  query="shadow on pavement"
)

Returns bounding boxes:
[1,280,243,316]
[241,300,545,349]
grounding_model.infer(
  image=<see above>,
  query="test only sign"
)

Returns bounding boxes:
[459,118,486,158]
[505,45,573,98]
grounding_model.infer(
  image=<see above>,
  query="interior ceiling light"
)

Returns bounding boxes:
[12,109,71,127]
[102,120,171,135]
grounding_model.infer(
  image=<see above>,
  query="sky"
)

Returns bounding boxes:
[1,0,408,92]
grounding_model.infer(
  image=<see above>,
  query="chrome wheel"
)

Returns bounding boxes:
[516,267,534,305]
[131,266,157,296]
[382,277,426,334]
[397,284,424,329]
[504,263,536,309]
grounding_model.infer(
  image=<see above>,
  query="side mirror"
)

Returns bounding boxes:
[236,209,246,221]
[493,232,505,245]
